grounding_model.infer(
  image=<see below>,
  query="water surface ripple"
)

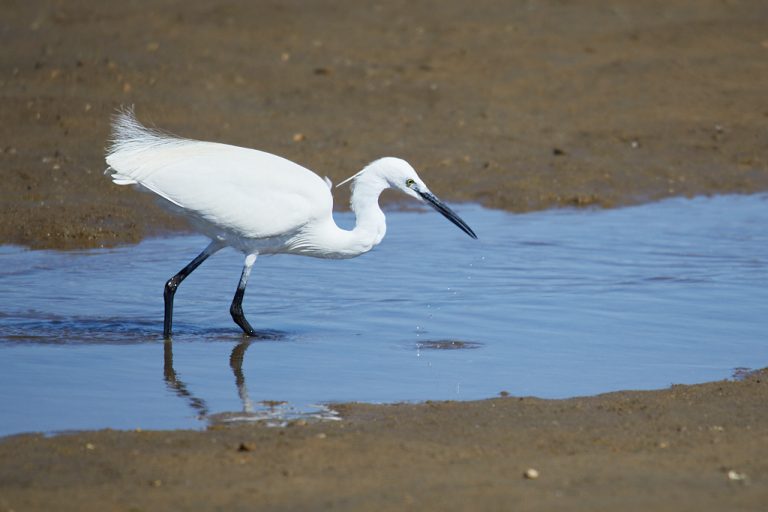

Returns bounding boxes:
[1,195,766,435]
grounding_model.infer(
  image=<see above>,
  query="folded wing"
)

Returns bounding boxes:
[105,111,332,240]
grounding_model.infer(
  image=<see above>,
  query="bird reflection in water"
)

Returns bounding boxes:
[162,340,338,425]
[163,340,210,419]
[229,340,254,413]
[162,339,254,421]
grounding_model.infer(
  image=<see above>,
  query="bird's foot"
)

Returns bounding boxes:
[230,305,258,337]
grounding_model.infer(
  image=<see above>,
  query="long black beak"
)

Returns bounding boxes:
[418,190,478,239]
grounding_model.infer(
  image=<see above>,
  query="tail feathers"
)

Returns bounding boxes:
[107,167,138,185]
[107,107,179,157]
[104,107,191,185]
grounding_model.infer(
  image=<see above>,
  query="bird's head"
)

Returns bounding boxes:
[337,157,477,239]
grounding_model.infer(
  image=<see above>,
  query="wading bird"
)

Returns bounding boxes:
[105,110,477,338]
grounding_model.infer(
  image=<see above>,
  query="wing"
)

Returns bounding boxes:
[106,113,332,239]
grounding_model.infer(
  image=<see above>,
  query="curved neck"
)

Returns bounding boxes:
[291,174,389,259]
[349,173,387,244]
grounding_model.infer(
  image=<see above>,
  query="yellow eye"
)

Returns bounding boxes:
[405,178,415,187]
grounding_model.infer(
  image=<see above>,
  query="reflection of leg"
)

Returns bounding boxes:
[163,339,208,417]
[230,253,258,336]
[164,241,222,338]
[163,338,176,382]
[230,341,253,412]
[230,340,251,387]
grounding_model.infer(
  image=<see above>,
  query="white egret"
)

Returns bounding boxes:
[105,110,477,338]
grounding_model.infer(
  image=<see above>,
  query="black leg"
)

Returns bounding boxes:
[230,253,258,336]
[164,241,221,338]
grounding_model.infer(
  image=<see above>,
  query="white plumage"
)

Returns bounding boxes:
[107,114,334,253]
[105,109,476,337]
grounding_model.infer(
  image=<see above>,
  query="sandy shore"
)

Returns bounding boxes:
[2,370,767,511]
[2,0,768,248]
[1,0,767,510]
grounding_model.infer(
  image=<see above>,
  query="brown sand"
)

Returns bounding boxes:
[1,1,767,510]
[2,371,767,511]
[2,0,768,248]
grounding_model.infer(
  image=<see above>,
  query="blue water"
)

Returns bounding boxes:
[1,194,766,436]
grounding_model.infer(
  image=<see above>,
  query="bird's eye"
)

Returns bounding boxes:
[405,179,415,188]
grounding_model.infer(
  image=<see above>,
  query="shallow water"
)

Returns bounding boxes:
[1,195,766,436]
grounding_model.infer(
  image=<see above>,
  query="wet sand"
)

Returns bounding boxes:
[2,371,767,511]
[3,0,768,248]
[1,0,768,510]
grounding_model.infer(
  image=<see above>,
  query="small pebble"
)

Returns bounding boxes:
[727,470,747,481]
[238,442,255,452]
[315,433,327,439]
[523,468,539,479]
[85,443,95,450]
[292,133,305,142]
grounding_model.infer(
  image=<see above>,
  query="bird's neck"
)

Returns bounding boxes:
[288,174,389,259]
[348,175,387,247]
[323,176,390,258]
